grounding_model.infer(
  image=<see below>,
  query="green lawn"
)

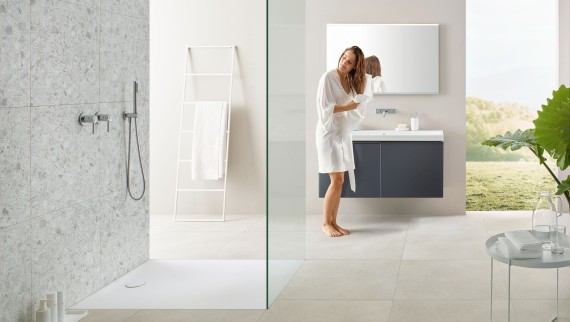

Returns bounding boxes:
[466,161,556,211]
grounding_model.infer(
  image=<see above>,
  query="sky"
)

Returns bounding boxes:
[466,0,558,110]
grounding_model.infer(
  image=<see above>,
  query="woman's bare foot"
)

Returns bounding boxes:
[322,224,342,237]
[333,224,350,235]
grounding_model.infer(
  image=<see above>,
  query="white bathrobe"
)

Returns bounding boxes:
[316,69,373,191]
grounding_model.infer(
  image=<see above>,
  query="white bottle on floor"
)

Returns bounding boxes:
[57,291,65,322]
[47,293,57,322]
[36,299,50,322]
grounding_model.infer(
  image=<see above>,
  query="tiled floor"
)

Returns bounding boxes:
[81,211,570,322]
[150,215,266,259]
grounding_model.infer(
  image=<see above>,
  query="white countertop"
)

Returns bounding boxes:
[351,130,444,142]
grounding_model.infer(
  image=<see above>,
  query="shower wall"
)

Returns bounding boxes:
[0,1,149,321]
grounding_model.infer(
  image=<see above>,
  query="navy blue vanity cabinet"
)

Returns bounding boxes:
[318,141,443,198]
[380,141,443,198]
[318,142,381,198]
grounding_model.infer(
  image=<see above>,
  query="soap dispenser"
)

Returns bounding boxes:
[36,299,50,322]
[411,112,419,131]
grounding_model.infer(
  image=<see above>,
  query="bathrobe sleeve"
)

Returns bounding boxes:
[347,74,374,129]
[316,72,337,132]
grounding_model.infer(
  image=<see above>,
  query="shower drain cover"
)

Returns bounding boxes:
[125,280,145,288]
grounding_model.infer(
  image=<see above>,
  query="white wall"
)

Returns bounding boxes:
[305,0,467,215]
[559,0,570,212]
[560,0,570,85]
[150,0,266,216]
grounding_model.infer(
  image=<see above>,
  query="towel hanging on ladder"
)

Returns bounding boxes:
[191,101,228,180]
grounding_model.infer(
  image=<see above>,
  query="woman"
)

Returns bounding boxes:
[316,46,373,237]
[365,55,387,93]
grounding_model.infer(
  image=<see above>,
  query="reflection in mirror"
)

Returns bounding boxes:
[327,24,439,94]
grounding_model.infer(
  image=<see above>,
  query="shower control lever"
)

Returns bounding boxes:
[96,113,112,132]
[78,113,99,134]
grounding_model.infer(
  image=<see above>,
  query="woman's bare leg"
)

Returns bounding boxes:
[322,172,344,237]
[331,193,349,235]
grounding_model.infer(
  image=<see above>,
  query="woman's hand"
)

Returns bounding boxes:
[334,101,359,113]
[346,101,359,110]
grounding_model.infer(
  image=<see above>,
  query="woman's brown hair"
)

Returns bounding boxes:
[365,55,382,77]
[338,46,366,94]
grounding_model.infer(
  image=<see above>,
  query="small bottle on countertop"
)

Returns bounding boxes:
[411,112,419,131]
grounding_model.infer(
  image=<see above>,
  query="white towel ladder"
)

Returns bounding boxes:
[173,45,235,222]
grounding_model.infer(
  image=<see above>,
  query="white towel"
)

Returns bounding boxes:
[191,101,228,180]
[497,237,543,259]
[504,230,543,252]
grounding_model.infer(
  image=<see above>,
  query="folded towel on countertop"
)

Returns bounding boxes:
[497,237,543,259]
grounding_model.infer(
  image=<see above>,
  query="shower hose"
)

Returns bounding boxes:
[126,105,146,201]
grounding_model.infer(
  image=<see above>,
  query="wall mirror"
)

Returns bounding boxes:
[327,24,439,94]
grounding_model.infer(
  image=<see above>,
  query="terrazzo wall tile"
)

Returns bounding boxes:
[0,223,32,322]
[31,201,101,310]
[101,0,149,19]
[100,192,149,286]
[31,0,99,106]
[124,100,149,196]
[0,0,30,107]
[0,107,30,228]
[100,10,149,102]
[99,102,128,195]
[2,0,149,312]
[58,0,100,9]
[99,100,149,196]
[31,104,100,217]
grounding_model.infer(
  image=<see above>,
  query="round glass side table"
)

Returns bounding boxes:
[486,232,570,322]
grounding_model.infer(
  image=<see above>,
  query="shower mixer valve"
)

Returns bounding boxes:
[96,112,112,132]
[78,113,99,134]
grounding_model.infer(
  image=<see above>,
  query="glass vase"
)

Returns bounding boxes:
[531,192,559,249]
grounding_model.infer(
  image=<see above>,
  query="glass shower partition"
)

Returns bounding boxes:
[267,0,306,308]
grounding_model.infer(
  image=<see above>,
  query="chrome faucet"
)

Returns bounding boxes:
[376,108,396,117]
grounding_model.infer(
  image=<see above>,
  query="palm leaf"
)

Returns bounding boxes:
[533,85,570,170]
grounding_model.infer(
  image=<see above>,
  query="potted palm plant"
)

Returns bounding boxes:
[482,85,570,207]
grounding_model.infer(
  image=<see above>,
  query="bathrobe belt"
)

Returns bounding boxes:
[345,129,356,192]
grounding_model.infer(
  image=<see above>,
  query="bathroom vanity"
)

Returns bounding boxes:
[318,130,444,198]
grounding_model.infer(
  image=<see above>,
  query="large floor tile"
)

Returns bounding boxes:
[127,310,264,322]
[394,260,508,300]
[402,230,489,260]
[279,260,400,300]
[306,230,406,260]
[214,231,266,259]
[478,211,534,232]
[389,299,511,322]
[512,299,570,322]
[150,214,264,233]
[408,213,486,231]
[261,299,392,322]
[150,231,239,259]
[495,264,570,299]
[306,215,410,232]
[80,309,138,322]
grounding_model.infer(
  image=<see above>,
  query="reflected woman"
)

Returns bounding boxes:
[315,46,373,237]
[365,55,387,93]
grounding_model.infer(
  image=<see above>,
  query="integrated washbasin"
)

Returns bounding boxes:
[351,130,444,142]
